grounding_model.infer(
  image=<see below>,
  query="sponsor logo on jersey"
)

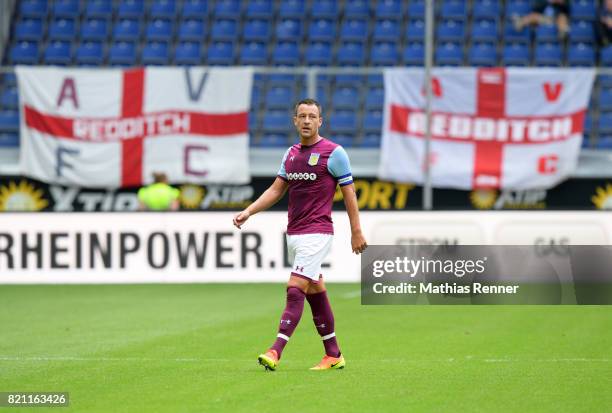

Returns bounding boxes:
[287,172,317,181]
[308,153,320,166]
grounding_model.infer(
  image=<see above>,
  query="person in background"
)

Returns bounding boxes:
[513,0,571,39]
[138,172,180,211]
[597,0,612,46]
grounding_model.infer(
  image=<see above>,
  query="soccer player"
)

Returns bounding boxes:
[233,98,367,371]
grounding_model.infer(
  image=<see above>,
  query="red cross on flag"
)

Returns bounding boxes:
[379,68,595,190]
[16,67,253,187]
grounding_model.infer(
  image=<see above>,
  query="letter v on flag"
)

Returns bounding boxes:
[17,66,253,188]
[378,68,595,190]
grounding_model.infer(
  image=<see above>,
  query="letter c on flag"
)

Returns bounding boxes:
[538,154,558,175]
[184,145,209,177]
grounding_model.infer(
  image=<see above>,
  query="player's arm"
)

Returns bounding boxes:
[340,184,367,254]
[328,146,367,254]
[233,177,288,229]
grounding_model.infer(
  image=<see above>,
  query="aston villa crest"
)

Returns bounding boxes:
[308,153,320,166]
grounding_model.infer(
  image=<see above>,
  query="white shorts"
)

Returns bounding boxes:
[286,233,333,282]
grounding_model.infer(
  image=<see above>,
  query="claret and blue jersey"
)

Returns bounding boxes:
[277,137,353,235]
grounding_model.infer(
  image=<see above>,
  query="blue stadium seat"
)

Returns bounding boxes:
[336,42,365,66]
[602,46,612,67]
[596,136,612,149]
[334,74,363,86]
[375,0,402,19]
[20,0,48,18]
[308,19,335,42]
[272,42,300,66]
[567,43,595,66]
[600,89,612,112]
[361,133,380,148]
[440,0,467,20]
[373,19,400,42]
[305,42,332,66]
[276,19,302,41]
[239,42,267,65]
[113,19,141,42]
[108,41,137,66]
[75,41,104,65]
[145,19,173,41]
[469,42,497,66]
[572,0,597,21]
[436,19,465,42]
[258,134,289,147]
[363,110,383,133]
[504,20,531,43]
[81,18,109,41]
[174,41,201,65]
[370,42,399,66]
[52,0,80,18]
[600,75,612,88]
[43,41,72,65]
[245,0,272,18]
[435,42,463,66]
[534,43,562,66]
[243,19,271,42]
[14,18,44,41]
[142,41,169,65]
[405,19,425,41]
[344,0,370,18]
[178,19,205,41]
[535,24,558,43]
[471,19,498,43]
[210,19,238,41]
[279,0,305,18]
[333,134,356,147]
[0,133,19,148]
[1,73,18,87]
[472,0,500,19]
[340,19,368,42]
[505,0,530,17]
[365,87,384,110]
[267,74,302,86]
[48,18,77,41]
[263,110,291,133]
[9,41,39,64]
[569,20,595,44]
[332,87,360,110]
[214,0,241,19]
[311,0,338,19]
[181,0,208,18]
[0,111,19,133]
[85,0,112,17]
[407,0,425,17]
[266,86,295,109]
[502,42,530,66]
[403,42,424,65]
[329,110,358,133]
[150,0,176,18]
[117,0,145,18]
[1,87,18,109]
[207,41,235,65]
[599,113,612,134]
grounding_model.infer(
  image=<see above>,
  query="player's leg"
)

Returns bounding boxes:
[306,277,346,370]
[258,275,309,371]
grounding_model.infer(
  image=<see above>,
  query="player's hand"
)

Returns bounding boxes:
[351,231,368,254]
[233,210,250,229]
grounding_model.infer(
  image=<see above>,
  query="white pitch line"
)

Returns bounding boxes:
[0,356,609,363]
[340,290,362,299]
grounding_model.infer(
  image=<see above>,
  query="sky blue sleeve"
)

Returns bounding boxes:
[277,147,291,180]
[327,146,353,186]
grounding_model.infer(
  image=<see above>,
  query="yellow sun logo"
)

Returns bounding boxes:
[0,180,49,211]
[470,189,498,210]
[591,184,612,210]
[179,184,205,209]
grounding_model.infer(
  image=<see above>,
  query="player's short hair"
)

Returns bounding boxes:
[294,98,322,117]
[152,172,168,183]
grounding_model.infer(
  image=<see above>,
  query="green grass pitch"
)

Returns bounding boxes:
[1,284,611,412]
